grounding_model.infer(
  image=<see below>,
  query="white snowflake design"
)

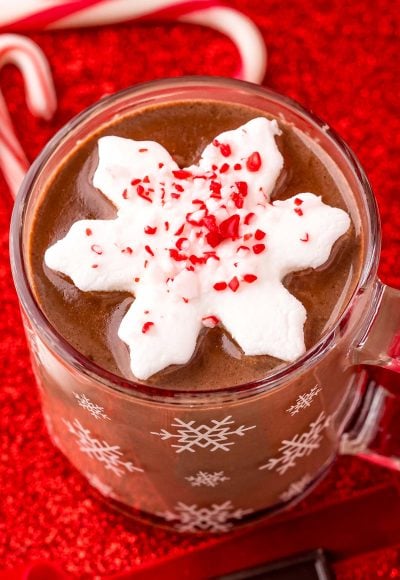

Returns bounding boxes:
[151,416,256,453]
[259,412,329,475]
[86,473,116,499]
[160,501,253,533]
[73,392,110,420]
[44,118,350,380]
[185,470,230,488]
[286,385,321,416]
[63,418,143,477]
[279,474,313,502]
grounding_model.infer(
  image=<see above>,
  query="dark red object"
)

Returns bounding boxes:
[0,1,399,578]
[246,151,262,172]
[228,276,240,292]
[219,214,240,240]
[243,274,257,283]
[252,243,265,254]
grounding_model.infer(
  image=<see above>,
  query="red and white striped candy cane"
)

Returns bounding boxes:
[0,34,56,197]
[0,0,267,83]
[0,2,266,196]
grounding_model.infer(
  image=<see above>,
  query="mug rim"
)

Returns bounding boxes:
[10,75,381,403]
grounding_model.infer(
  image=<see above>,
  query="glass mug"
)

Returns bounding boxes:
[10,77,400,534]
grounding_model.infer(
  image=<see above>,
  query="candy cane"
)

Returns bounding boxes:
[0,0,267,83]
[0,34,56,197]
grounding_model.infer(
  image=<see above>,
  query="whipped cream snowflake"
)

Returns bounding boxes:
[45,118,350,379]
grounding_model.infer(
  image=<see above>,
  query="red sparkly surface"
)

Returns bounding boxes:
[0,1,399,578]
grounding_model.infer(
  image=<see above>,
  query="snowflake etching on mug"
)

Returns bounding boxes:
[286,385,321,416]
[159,501,253,533]
[73,392,110,420]
[63,418,143,477]
[185,470,230,488]
[259,412,329,474]
[151,415,256,453]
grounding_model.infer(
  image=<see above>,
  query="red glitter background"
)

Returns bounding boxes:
[0,1,399,578]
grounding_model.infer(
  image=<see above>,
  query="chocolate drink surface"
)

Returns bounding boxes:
[27,100,363,390]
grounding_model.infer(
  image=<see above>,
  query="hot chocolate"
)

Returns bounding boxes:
[14,80,375,532]
[27,100,363,390]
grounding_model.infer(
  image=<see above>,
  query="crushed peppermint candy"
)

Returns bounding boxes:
[243,274,258,283]
[246,151,262,172]
[45,117,351,380]
[228,277,240,292]
[142,321,154,334]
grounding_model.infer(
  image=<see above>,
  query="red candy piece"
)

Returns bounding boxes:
[243,274,258,283]
[137,185,152,203]
[219,143,231,157]
[219,214,240,240]
[174,224,185,236]
[169,248,187,261]
[189,254,206,265]
[228,276,240,292]
[244,212,255,225]
[236,181,248,196]
[203,214,218,233]
[142,321,154,334]
[253,243,265,254]
[176,237,188,250]
[213,281,227,291]
[232,193,244,208]
[246,151,262,172]
[172,169,192,179]
[210,180,222,197]
[206,231,222,248]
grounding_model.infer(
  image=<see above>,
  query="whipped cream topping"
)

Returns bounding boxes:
[45,117,351,380]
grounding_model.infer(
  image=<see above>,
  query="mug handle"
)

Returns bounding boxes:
[340,280,400,469]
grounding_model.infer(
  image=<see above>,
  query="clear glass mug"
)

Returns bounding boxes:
[10,77,400,534]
